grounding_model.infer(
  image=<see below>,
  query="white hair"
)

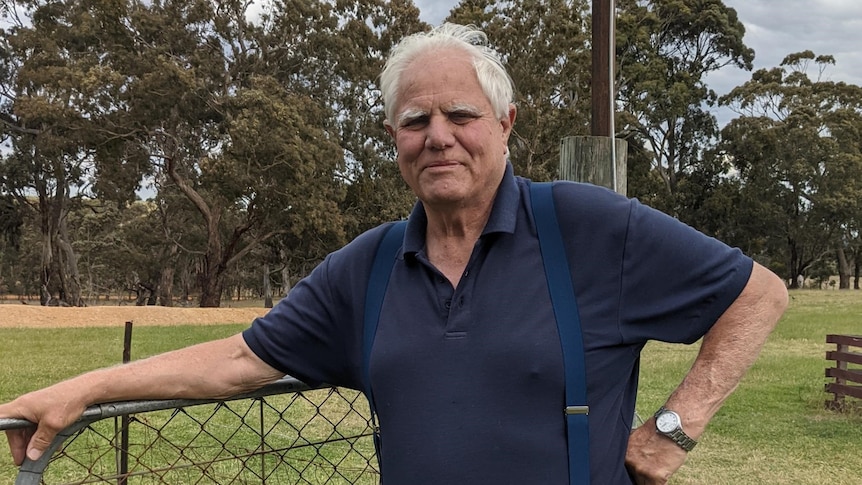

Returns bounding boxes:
[380,23,514,123]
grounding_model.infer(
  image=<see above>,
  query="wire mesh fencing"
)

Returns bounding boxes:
[0,377,379,485]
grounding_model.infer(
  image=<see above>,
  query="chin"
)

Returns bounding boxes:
[419,189,468,208]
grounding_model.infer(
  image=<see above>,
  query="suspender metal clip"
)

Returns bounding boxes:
[565,405,589,415]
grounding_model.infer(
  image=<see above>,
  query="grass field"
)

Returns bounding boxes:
[636,290,862,484]
[1,290,861,484]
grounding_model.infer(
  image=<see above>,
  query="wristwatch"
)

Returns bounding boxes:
[653,407,697,451]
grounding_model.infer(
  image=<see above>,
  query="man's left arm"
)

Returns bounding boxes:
[625,262,788,485]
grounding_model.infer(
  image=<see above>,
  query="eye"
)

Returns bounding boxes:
[401,116,428,129]
[449,112,477,124]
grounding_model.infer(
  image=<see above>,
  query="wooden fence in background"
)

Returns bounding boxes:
[825,334,862,411]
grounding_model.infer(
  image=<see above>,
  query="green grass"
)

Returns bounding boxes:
[2,291,862,483]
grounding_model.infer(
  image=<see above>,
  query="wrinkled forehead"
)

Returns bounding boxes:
[396,49,484,102]
[391,46,478,91]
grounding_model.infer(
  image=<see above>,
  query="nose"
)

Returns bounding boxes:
[424,116,454,150]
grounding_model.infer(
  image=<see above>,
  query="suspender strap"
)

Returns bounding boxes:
[530,182,591,485]
[362,221,407,472]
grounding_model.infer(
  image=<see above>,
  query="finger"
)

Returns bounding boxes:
[5,428,34,466]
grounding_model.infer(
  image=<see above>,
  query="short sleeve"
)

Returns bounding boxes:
[618,199,752,344]
[242,225,390,389]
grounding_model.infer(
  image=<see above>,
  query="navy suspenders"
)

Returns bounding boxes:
[362,220,406,467]
[530,182,591,484]
[361,182,590,484]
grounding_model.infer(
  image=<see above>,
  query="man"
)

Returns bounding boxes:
[1,23,787,484]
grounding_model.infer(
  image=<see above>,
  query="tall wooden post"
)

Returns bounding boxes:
[559,0,627,197]
[592,0,612,138]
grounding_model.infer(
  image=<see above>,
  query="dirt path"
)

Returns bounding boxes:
[0,304,271,328]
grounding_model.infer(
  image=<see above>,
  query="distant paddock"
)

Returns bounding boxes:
[0,304,271,328]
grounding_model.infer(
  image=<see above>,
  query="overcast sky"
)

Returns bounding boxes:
[413,0,862,124]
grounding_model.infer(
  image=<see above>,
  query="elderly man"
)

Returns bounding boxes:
[1,23,786,484]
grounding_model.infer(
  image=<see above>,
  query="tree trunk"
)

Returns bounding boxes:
[786,239,813,289]
[158,243,178,306]
[854,250,861,290]
[147,287,158,305]
[263,263,273,308]
[39,202,57,306]
[280,249,292,297]
[179,259,193,305]
[159,267,175,306]
[56,218,84,306]
[198,260,224,307]
[836,248,851,289]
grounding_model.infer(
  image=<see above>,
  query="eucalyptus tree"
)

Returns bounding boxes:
[719,52,862,287]
[447,0,593,181]
[0,0,147,305]
[262,0,422,239]
[250,0,424,296]
[615,0,753,214]
[827,107,862,288]
[117,0,426,306]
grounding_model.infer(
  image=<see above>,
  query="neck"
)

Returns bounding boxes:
[422,196,495,289]
[424,196,494,242]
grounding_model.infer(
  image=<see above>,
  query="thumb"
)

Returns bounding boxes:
[26,441,44,462]
[24,423,62,463]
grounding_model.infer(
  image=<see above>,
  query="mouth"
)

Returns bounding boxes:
[424,160,460,170]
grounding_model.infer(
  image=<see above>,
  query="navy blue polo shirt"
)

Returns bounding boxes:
[243,164,752,484]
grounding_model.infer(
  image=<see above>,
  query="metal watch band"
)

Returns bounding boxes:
[654,407,698,452]
[666,427,698,451]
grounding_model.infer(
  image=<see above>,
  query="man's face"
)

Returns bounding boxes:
[385,48,515,211]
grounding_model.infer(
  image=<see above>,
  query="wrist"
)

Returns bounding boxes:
[653,406,698,452]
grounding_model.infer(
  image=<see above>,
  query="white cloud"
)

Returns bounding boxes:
[415,0,452,25]
[724,0,862,86]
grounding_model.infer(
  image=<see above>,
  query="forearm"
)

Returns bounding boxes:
[67,334,283,405]
[664,262,788,436]
[1,333,284,465]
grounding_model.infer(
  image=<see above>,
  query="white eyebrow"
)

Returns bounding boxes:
[394,103,485,127]
[396,108,428,127]
[446,103,483,116]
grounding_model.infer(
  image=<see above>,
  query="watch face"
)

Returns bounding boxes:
[656,411,680,433]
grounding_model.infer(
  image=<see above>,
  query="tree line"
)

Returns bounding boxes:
[1,0,860,307]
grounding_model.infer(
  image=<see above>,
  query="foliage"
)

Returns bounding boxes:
[616,0,753,214]
[1,1,862,303]
[0,0,422,306]
[718,51,862,283]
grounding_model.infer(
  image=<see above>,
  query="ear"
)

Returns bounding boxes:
[384,120,396,139]
[500,104,516,143]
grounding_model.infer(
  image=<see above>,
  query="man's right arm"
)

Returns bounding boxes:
[0,333,283,466]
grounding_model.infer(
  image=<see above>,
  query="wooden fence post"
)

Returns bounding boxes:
[825,334,862,411]
[559,136,628,196]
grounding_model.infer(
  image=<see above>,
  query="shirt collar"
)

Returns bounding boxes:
[403,163,519,257]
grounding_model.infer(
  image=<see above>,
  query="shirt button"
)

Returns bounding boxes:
[444,299,451,309]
